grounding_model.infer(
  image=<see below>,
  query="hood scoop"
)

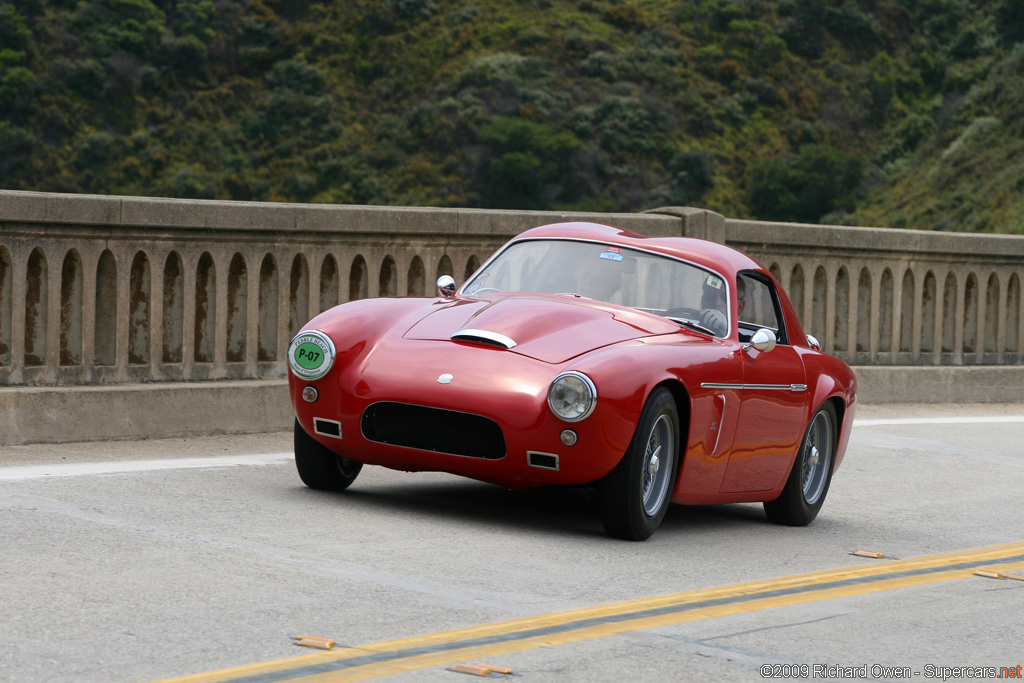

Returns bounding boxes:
[404,295,680,363]
[451,328,517,349]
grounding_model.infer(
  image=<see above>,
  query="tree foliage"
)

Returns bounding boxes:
[750,145,865,223]
[1,0,1022,230]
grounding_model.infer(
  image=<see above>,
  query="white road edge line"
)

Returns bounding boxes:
[854,416,1024,427]
[0,453,293,481]
[3,415,1023,480]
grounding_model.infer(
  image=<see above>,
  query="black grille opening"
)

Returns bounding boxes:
[361,402,506,460]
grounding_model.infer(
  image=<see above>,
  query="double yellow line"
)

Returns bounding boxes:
[156,541,1024,683]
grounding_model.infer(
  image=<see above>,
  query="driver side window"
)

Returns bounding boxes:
[737,273,786,344]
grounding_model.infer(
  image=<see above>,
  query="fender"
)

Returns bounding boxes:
[800,349,857,471]
[303,297,441,349]
[566,335,735,478]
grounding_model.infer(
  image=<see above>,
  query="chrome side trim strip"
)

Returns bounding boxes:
[701,382,808,392]
[451,328,517,349]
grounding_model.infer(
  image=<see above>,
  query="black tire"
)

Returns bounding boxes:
[763,402,837,526]
[599,387,680,541]
[294,419,362,491]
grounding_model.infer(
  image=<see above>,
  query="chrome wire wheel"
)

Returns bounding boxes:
[801,409,833,506]
[763,402,837,527]
[599,387,680,541]
[641,414,675,517]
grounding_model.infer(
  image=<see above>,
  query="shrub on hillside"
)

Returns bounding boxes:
[749,145,865,223]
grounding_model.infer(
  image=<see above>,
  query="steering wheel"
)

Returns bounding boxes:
[698,308,728,336]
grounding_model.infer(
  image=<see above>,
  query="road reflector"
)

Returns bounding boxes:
[851,550,884,558]
[451,663,513,676]
[292,635,335,649]
[973,570,1003,579]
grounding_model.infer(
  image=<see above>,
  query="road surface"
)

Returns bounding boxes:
[1,403,1022,682]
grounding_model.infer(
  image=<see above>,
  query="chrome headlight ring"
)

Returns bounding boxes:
[547,371,598,422]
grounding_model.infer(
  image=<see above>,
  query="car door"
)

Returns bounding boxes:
[720,272,809,493]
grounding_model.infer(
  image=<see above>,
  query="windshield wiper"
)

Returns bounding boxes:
[669,317,716,336]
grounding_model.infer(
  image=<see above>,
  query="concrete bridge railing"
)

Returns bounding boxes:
[2,191,1024,444]
[0,192,673,387]
[717,216,1024,368]
[3,192,1024,388]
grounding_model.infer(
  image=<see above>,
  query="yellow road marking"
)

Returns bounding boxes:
[152,541,1024,683]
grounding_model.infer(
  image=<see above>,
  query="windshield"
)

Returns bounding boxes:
[462,239,732,337]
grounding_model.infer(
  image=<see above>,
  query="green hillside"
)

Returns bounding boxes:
[2,0,1023,232]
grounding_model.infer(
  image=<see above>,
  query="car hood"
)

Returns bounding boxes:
[403,294,680,363]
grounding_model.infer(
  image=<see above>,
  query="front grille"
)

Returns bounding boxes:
[360,402,506,460]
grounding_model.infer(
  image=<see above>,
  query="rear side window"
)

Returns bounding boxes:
[737,272,788,345]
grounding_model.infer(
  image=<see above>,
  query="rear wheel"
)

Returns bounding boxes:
[599,388,679,541]
[294,419,362,491]
[763,402,836,526]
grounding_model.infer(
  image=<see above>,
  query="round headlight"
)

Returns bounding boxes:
[547,371,597,422]
[288,330,336,380]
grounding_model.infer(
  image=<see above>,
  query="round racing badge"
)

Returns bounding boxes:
[288,330,336,380]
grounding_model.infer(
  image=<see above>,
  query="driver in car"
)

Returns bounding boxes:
[700,275,745,336]
[578,267,622,302]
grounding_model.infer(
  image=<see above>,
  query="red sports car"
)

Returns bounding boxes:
[288,221,856,540]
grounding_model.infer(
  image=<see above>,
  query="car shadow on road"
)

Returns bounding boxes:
[307,479,605,537]
[296,476,777,540]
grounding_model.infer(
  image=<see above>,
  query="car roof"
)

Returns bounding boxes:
[513,222,764,276]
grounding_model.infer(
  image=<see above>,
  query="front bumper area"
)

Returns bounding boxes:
[289,340,629,489]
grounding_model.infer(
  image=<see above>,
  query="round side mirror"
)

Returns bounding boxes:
[745,328,777,354]
[436,275,456,299]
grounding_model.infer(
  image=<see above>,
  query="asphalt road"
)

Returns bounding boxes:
[2,403,1023,683]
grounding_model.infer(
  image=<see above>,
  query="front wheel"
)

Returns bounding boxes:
[599,388,680,541]
[763,402,837,526]
[294,419,362,491]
